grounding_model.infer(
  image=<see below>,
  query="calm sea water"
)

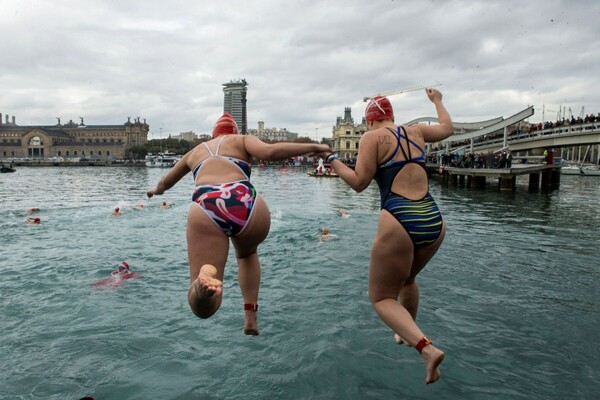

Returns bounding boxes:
[0,166,598,400]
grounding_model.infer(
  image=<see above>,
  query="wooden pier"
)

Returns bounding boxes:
[428,164,562,191]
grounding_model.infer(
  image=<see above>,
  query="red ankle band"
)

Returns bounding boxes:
[415,336,432,353]
[244,303,258,311]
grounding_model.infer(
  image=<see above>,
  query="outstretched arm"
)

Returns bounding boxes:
[328,133,378,193]
[244,135,331,161]
[415,88,453,143]
[147,152,191,197]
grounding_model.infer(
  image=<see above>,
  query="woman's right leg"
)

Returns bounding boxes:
[232,196,271,335]
[186,204,230,319]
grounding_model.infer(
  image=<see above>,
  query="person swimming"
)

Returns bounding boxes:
[112,207,122,216]
[93,261,140,287]
[319,226,337,241]
[26,217,41,224]
[111,261,137,277]
[336,209,350,217]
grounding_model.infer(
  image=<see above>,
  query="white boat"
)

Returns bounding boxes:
[561,165,584,175]
[560,146,600,176]
[561,164,600,176]
[580,165,600,176]
[145,152,179,168]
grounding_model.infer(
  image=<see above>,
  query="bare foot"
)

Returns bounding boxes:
[193,264,223,298]
[393,333,412,347]
[243,313,259,336]
[187,265,223,319]
[421,345,445,384]
[243,304,259,335]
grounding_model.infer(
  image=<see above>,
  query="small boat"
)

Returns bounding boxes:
[580,165,600,176]
[145,152,179,168]
[560,146,600,176]
[561,165,583,175]
[308,157,338,177]
[561,165,600,176]
[307,171,339,178]
[1,164,16,173]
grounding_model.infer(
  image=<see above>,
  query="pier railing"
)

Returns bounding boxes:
[475,122,600,148]
[438,122,600,154]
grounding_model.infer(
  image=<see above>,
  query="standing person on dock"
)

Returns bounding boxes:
[147,112,331,335]
[325,89,453,384]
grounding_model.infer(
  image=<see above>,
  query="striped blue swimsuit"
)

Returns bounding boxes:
[374,127,443,248]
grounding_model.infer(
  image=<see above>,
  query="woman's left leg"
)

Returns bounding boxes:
[409,222,447,282]
[395,222,447,343]
[369,211,445,384]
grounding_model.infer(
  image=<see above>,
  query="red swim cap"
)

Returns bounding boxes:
[120,261,129,269]
[365,96,394,123]
[34,217,40,223]
[212,113,239,138]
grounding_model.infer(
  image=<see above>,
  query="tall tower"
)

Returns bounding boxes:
[222,79,248,134]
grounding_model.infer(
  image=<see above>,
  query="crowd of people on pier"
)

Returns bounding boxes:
[429,111,600,156]
[532,112,600,132]
[429,150,514,169]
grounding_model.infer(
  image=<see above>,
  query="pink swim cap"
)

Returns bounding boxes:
[365,96,394,123]
[212,113,239,138]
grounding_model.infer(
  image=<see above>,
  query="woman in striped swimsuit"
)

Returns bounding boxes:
[327,89,453,384]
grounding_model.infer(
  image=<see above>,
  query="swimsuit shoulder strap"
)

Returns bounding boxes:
[202,141,215,156]
[398,126,411,159]
[379,127,403,166]
[400,126,426,158]
[193,141,217,177]
[215,136,227,155]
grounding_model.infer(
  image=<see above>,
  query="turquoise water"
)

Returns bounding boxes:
[1,166,598,400]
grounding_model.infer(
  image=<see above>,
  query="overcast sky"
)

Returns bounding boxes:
[1,0,598,140]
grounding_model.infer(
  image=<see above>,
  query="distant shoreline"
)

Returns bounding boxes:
[3,159,147,167]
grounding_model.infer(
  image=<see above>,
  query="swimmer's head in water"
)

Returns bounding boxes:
[365,95,394,124]
[114,207,120,212]
[212,113,239,138]
[118,261,130,273]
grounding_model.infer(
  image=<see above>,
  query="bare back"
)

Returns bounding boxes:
[365,125,429,200]
[186,135,252,186]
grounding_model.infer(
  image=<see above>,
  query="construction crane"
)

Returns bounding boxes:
[363,83,443,102]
